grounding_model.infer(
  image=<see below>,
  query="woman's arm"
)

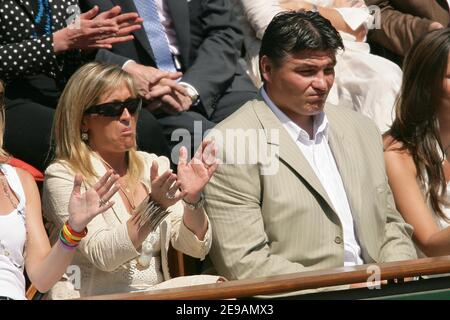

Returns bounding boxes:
[153,142,218,242]
[240,0,283,39]
[43,163,142,273]
[279,0,367,42]
[22,169,74,293]
[23,168,118,292]
[0,35,59,83]
[384,140,450,257]
[176,143,216,241]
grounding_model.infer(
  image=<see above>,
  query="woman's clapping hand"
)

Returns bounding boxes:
[148,140,218,209]
[53,5,142,52]
[67,170,119,233]
[177,140,218,204]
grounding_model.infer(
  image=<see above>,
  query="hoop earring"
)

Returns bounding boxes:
[81,131,89,142]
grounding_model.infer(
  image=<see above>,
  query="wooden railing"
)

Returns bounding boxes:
[80,256,450,300]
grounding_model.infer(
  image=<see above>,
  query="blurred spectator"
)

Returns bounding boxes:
[366,0,449,60]
[384,28,450,258]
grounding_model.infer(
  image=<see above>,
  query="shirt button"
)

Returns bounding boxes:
[334,236,342,244]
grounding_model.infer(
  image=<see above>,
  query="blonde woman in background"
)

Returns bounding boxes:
[0,80,119,300]
[43,62,222,299]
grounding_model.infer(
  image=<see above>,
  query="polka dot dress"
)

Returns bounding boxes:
[0,0,81,83]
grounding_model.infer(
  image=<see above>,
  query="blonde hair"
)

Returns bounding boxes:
[0,81,10,163]
[52,62,143,185]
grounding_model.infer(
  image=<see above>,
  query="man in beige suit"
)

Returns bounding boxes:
[203,11,416,283]
[366,0,450,57]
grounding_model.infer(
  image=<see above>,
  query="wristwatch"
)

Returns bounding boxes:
[186,86,199,104]
[180,82,200,104]
[182,193,205,210]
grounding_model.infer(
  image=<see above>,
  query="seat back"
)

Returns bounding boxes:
[8,158,44,182]
[167,245,202,278]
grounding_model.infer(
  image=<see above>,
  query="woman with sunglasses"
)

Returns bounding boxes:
[42,62,222,299]
[384,28,450,257]
[0,80,120,300]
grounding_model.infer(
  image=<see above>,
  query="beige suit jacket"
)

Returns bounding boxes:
[366,0,449,56]
[204,95,416,281]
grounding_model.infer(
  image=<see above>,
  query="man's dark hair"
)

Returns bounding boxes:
[260,10,344,67]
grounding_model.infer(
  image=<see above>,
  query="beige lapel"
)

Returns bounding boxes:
[326,109,362,229]
[252,98,335,212]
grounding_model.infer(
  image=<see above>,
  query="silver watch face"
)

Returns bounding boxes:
[189,90,198,102]
[185,86,198,102]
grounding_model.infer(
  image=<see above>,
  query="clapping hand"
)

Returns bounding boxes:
[67,170,119,233]
[93,6,143,44]
[148,141,218,209]
[53,6,143,52]
[177,140,218,204]
[149,161,184,209]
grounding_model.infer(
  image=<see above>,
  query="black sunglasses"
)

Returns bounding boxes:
[84,98,142,117]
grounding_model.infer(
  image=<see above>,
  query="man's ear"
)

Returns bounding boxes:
[260,55,273,83]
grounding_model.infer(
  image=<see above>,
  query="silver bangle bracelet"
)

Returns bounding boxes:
[134,195,171,231]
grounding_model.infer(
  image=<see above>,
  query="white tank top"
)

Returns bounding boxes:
[0,164,27,300]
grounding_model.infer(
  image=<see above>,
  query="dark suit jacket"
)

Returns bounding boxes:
[80,0,253,116]
[366,0,450,56]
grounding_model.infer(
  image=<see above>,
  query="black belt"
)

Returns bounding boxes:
[0,296,14,300]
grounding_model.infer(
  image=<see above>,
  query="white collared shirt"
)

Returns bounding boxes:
[261,88,364,266]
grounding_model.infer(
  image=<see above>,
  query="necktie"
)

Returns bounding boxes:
[33,0,53,37]
[134,0,176,72]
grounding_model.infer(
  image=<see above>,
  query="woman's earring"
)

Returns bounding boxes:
[81,131,89,142]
